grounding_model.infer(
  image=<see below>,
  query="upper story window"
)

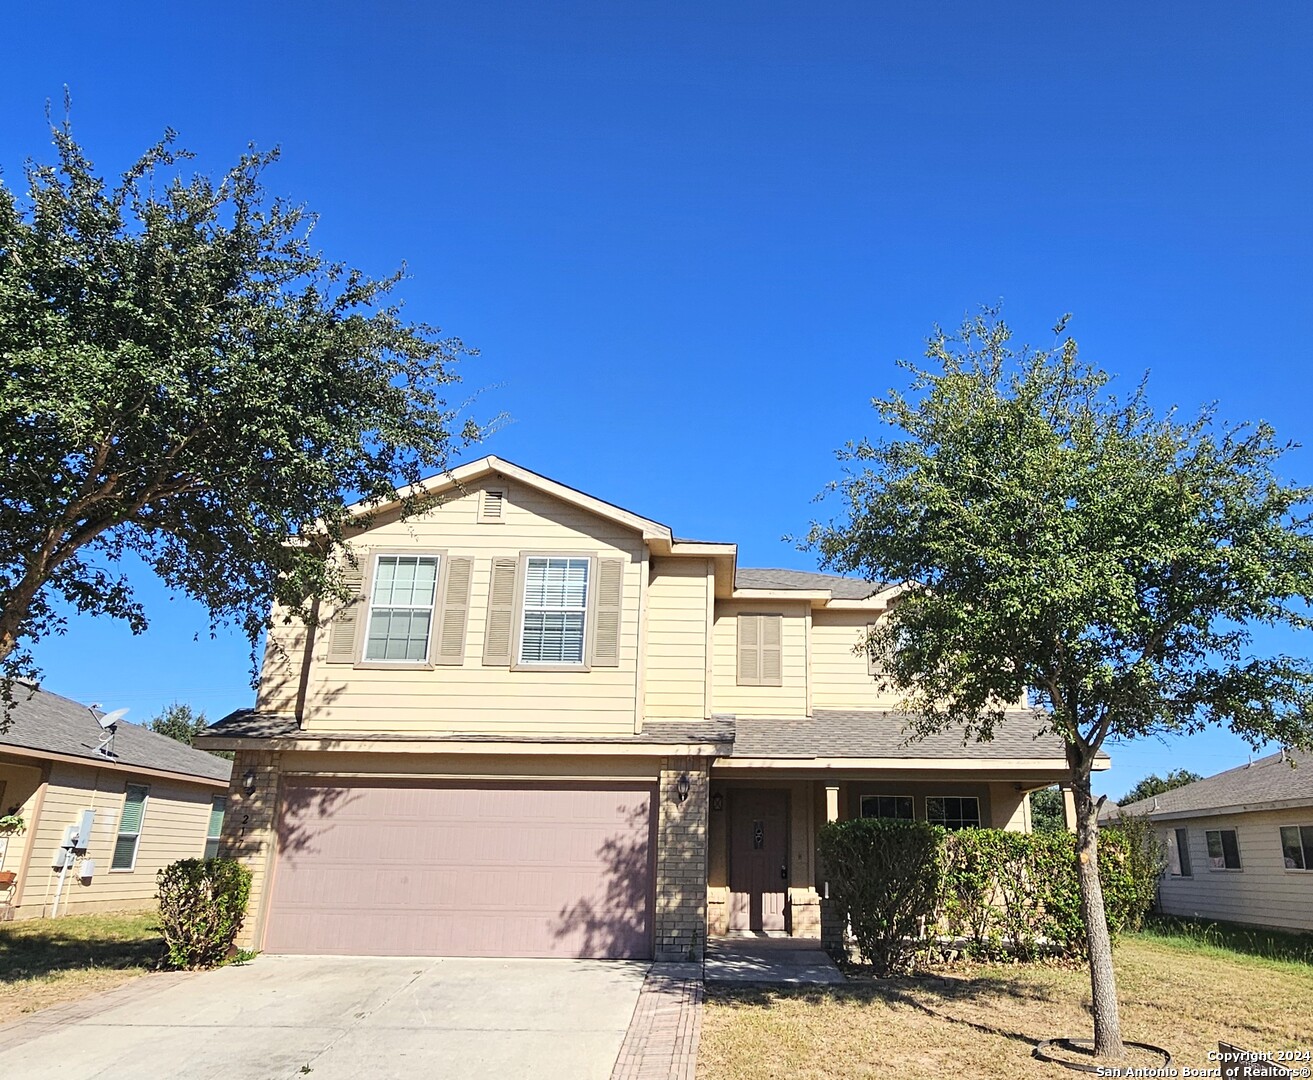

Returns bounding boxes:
[520,557,590,665]
[737,613,783,687]
[364,555,440,662]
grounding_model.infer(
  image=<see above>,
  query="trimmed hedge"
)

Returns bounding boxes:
[157,858,253,970]
[820,816,1165,972]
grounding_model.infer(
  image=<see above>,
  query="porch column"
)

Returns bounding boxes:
[819,783,846,959]
[825,784,840,822]
[654,756,709,962]
[1062,785,1078,832]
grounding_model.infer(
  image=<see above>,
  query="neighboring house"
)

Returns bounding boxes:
[201,456,1105,960]
[0,686,232,918]
[1117,749,1313,932]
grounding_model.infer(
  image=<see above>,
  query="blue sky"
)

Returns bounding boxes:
[3,2,1310,798]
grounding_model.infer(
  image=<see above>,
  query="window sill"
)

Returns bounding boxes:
[1206,867,1244,873]
[511,662,592,673]
[1283,867,1313,873]
[353,661,434,671]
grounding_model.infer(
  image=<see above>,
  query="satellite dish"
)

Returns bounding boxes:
[97,708,129,730]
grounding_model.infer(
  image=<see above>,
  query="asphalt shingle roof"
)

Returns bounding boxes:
[729,709,1075,760]
[1119,748,1313,817]
[733,568,886,600]
[1,685,232,783]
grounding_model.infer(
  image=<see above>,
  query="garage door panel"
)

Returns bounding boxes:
[265,781,654,959]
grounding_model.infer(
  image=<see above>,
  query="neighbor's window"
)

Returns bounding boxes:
[364,554,440,662]
[204,796,226,860]
[1280,825,1313,871]
[1169,827,1192,877]
[519,557,590,665]
[112,784,149,871]
[926,796,981,830]
[860,795,914,821]
[1205,828,1242,870]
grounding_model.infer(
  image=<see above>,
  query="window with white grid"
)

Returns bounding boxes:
[364,555,440,662]
[519,557,589,665]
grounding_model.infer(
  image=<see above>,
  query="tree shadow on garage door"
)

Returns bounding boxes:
[550,801,654,958]
[226,780,360,867]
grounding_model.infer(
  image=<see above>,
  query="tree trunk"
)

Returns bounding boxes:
[1071,771,1125,1059]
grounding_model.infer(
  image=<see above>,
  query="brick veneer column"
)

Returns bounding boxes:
[218,749,280,950]
[654,756,709,962]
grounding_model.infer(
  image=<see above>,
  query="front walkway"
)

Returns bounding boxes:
[610,964,703,1080]
[704,934,845,985]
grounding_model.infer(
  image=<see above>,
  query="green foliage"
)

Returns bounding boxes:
[1135,914,1313,967]
[0,813,25,833]
[1121,770,1203,806]
[0,114,486,713]
[819,818,944,973]
[156,858,252,970]
[146,702,232,760]
[808,309,1313,764]
[823,821,1163,970]
[1029,786,1067,832]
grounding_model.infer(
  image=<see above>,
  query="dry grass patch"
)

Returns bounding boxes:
[0,911,163,1023]
[699,937,1313,1079]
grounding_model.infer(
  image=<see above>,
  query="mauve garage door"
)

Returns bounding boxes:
[263,779,655,959]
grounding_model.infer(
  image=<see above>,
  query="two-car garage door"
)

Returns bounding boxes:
[263,779,655,959]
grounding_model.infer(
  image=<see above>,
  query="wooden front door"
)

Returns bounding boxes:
[728,789,788,932]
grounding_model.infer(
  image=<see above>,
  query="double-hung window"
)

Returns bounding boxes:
[926,796,981,830]
[1206,828,1242,870]
[112,784,149,871]
[1280,825,1313,871]
[363,554,440,663]
[519,557,590,665]
[1168,827,1192,877]
[860,795,915,821]
[204,796,226,860]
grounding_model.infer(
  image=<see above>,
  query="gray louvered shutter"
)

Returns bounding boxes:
[590,558,624,667]
[737,613,760,685]
[483,556,519,666]
[760,614,783,686]
[326,558,367,663]
[436,556,474,665]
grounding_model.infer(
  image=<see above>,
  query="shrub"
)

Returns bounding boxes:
[819,818,944,973]
[157,858,252,970]
[1099,814,1166,934]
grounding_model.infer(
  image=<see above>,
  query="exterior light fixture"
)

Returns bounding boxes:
[710,792,724,812]
[243,769,257,796]
[675,773,691,803]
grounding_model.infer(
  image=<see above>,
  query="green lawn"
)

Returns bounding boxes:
[699,924,1313,1079]
[0,911,164,1023]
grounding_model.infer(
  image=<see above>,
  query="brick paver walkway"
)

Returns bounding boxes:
[610,963,703,1080]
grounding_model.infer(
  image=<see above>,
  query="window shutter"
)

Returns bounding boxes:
[436,556,474,665]
[591,558,624,667]
[483,557,519,666]
[737,613,760,685]
[760,614,783,686]
[326,558,367,663]
[866,622,878,676]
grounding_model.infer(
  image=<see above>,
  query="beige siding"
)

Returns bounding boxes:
[712,601,809,718]
[1155,807,1313,932]
[810,610,904,711]
[13,762,220,918]
[295,480,645,737]
[644,557,710,720]
[0,759,45,887]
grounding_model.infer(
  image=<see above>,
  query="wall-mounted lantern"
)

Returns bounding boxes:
[674,773,691,803]
[710,792,725,812]
[242,769,258,796]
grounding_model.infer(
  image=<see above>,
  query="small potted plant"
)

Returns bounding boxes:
[0,809,26,834]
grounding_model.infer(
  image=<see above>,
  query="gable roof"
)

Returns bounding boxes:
[0,685,232,784]
[1119,748,1313,819]
[734,568,887,601]
[350,456,676,544]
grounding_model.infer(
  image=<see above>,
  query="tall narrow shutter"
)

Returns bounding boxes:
[737,613,760,685]
[326,558,367,663]
[759,615,783,686]
[590,558,624,667]
[866,622,879,676]
[482,557,519,666]
[436,556,474,665]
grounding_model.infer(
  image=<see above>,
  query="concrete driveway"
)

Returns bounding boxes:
[0,955,650,1080]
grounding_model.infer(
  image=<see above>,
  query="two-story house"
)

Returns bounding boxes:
[202,456,1096,961]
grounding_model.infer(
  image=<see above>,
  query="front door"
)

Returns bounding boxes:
[728,789,788,932]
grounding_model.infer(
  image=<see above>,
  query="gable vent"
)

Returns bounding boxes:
[480,488,506,523]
